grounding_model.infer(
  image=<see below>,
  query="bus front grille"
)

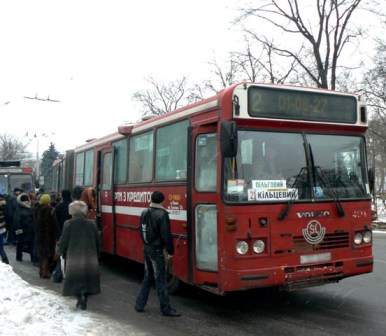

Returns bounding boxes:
[293,232,349,253]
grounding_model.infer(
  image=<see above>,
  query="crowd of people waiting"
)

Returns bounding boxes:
[0,186,179,315]
[0,186,100,310]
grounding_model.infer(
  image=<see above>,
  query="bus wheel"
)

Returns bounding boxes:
[166,258,180,295]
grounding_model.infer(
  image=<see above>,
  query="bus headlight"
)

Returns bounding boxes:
[363,231,372,244]
[236,241,249,255]
[253,240,265,254]
[354,232,363,245]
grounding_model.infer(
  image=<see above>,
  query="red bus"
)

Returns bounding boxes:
[60,83,373,294]
[51,150,74,193]
[0,161,35,195]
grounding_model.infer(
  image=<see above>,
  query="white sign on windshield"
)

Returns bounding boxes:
[251,180,287,189]
[248,188,298,201]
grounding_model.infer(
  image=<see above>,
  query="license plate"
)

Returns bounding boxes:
[300,252,331,265]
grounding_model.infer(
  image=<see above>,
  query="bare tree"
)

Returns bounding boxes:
[232,34,298,84]
[368,117,386,194]
[0,134,29,161]
[133,76,194,116]
[363,38,386,194]
[196,56,241,96]
[362,40,386,119]
[238,0,365,90]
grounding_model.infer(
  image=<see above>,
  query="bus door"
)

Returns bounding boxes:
[189,124,218,285]
[98,148,116,254]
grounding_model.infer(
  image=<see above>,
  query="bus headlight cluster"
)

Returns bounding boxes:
[253,240,265,254]
[363,231,372,244]
[236,240,266,255]
[354,230,372,245]
[354,232,363,245]
[236,241,249,255]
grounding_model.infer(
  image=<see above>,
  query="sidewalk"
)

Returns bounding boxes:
[3,246,184,336]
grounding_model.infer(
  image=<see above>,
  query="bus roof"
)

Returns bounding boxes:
[72,82,363,153]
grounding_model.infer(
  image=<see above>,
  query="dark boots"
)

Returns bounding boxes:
[1,256,9,264]
[76,293,88,310]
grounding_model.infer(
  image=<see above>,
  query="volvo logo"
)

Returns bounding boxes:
[302,220,326,245]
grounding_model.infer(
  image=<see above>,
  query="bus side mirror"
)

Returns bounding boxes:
[368,167,375,194]
[220,121,238,158]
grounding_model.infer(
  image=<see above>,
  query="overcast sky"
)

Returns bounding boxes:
[0,0,382,157]
[0,0,238,155]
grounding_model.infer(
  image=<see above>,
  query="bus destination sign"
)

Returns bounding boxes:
[248,86,357,124]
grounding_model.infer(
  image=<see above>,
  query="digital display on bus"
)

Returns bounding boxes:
[248,87,357,124]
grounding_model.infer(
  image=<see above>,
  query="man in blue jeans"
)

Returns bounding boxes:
[135,191,180,317]
[0,194,10,264]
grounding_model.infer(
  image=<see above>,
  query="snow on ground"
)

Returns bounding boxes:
[0,263,148,336]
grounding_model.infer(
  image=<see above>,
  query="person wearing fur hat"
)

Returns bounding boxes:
[0,194,9,264]
[58,200,100,310]
[80,187,97,220]
[35,194,59,278]
[13,193,36,262]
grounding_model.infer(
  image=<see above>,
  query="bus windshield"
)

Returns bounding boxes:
[223,131,368,203]
[308,134,367,200]
[9,174,33,193]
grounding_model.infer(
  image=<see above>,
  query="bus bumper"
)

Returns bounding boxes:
[219,256,373,293]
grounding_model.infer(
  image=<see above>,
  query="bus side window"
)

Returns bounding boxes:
[75,152,85,186]
[113,138,128,184]
[195,134,217,192]
[156,120,189,181]
[102,152,112,190]
[129,131,153,183]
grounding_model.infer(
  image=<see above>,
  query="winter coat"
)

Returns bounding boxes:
[13,201,34,243]
[35,205,59,259]
[80,188,97,220]
[140,202,174,255]
[0,199,6,235]
[4,195,17,230]
[54,200,71,235]
[58,215,100,296]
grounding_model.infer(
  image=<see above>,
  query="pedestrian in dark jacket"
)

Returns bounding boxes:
[135,191,180,317]
[0,194,9,264]
[35,194,59,278]
[4,188,23,244]
[13,194,36,262]
[54,190,72,235]
[58,200,100,310]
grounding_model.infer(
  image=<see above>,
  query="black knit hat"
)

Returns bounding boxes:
[72,186,84,200]
[151,191,165,204]
[20,194,29,202]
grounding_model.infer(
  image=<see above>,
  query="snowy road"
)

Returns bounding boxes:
[3,233,386,336]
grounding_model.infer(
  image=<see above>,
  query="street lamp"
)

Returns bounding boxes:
[25,132,55,184]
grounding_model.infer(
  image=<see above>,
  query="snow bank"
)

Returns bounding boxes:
[0,263,146,336]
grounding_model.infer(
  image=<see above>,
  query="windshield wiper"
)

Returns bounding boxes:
[313,166,345,217]
[308,144,345,218]
[278,166,307,221]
